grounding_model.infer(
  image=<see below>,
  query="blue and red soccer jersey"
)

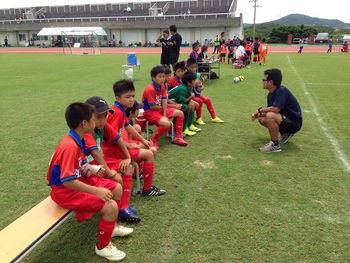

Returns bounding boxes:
[141,81,167,111]
[46,129,87,186]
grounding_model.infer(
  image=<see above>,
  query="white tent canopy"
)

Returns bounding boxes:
[37,27,107,36]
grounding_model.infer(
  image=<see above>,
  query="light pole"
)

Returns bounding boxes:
[250,0,261,40]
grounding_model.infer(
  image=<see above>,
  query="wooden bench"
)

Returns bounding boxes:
[0,196,72,263]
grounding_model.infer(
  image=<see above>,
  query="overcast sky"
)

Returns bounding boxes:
[1,0,349,24]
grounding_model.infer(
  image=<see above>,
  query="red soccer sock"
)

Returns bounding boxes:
[142,161,154,190]
[174,115,184,138]
[206,102,216,119]
[96,217,116,249]
[119,174,132,209]
[152,125,169,140]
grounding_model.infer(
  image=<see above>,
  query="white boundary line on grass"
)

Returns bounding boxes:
[287,56,350,172]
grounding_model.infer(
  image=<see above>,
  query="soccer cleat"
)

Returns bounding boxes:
[95,242,126,261]
[172,136,188,146]
[118,208,141,223]
[279,133,294,144]
[196,117,206,125]
[128,205,137,214]
[211,117,224,123]
[183,128,196,136]
[189,124,201,132]
[112,224,134,237]
[259,141,282,153]
[149,136,159,150]
[142,185,166,196]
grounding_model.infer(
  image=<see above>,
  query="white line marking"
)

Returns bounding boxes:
[287,56,350,172]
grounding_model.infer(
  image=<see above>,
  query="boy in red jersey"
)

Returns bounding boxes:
[141,66,188,148]
[186,58,224,125]
[103,79,166,196]
[84,96,141,223]
[167,61,185,90]
[46,102,129,261]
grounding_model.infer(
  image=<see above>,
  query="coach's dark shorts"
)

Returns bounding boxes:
[279,115,301,134]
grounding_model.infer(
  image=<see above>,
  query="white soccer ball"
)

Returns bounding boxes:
[233,76,240,83]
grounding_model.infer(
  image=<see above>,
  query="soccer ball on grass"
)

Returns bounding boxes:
[233,76,240,83]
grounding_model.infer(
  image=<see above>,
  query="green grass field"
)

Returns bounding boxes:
[1,50,350,262]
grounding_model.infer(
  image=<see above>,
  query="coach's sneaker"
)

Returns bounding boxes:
[118,208,141,223]
[95,242,126,261]
[112,225,134,237]
[142,185,166,196]
[172,136,188,146]
[279,133,294,144]
[183,128,196,136]
[189,124,201,132]
[211,117,224,123]
[196,117,206,125]
[259,141,282,153]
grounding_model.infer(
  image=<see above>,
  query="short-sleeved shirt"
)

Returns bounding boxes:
[167,75,182,90]
[267,85,302,129]
[258,42,268,55]
[84,122,121,162]
[188,50,198,60]
[142,81,167,111]
[46,129,87,186]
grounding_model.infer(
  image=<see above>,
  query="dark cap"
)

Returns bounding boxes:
[126,100,143,117]
[85,96,114,114]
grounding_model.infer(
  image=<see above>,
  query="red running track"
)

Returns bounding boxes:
[0,45,336,54]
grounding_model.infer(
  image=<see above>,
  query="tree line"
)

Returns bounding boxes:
[244,23,349,43]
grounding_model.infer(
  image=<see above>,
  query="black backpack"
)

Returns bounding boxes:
[210,71,219,79]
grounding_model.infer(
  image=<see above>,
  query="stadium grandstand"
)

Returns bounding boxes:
[0,0,243,47]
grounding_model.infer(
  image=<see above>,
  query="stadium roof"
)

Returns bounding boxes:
[37,27,107,36]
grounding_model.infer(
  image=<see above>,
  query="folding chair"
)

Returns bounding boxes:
[131,161,141,195]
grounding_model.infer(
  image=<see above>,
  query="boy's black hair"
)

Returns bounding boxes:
[201,44,208,52]
[162,65,172,75]
[186,57,197,68]
[150,65,165,77]
[261,38,266,42]
[181,71,197,86]
[173,61,186,72]
[192,42,199,50]
[163,29,169,35]
[264,68,282,87]
[65,102,95,130]
[113,79,135,97]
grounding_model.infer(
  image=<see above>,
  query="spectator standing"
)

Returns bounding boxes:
[258,38,268,65]
[327,36,333,53]
[168,25,182,66]
[156,29,171,66]
[253,37,260,62]
[212,35,220,54]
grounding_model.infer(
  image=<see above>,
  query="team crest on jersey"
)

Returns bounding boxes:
[155,94,162,105]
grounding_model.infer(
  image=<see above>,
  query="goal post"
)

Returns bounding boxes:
[61,31,101,55]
